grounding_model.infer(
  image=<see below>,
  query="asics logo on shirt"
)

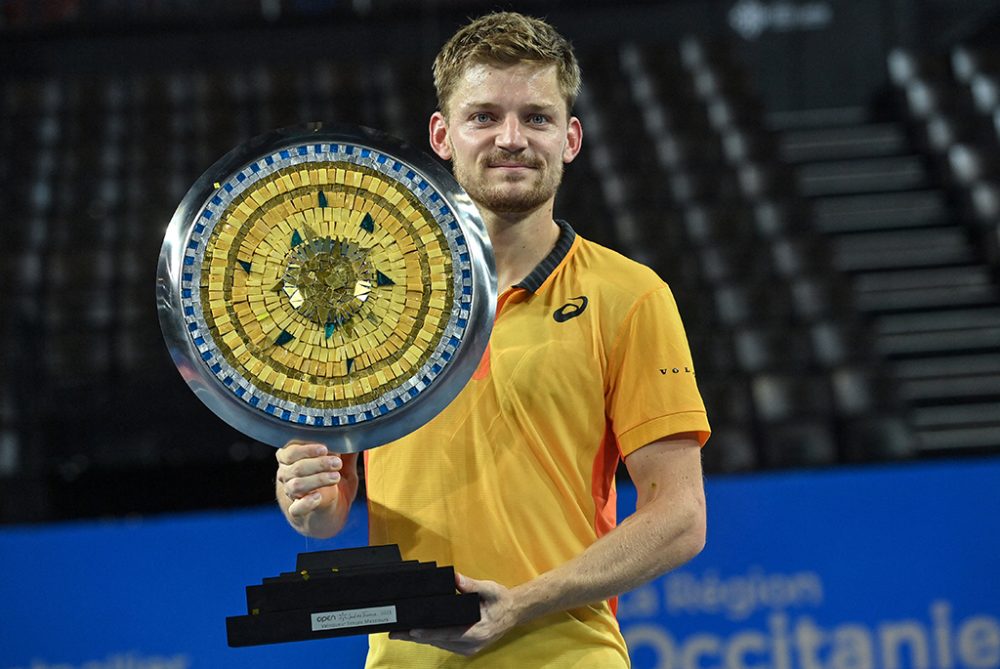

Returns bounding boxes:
[553,296,589,322]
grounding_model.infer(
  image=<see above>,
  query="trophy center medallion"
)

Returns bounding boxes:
[283,237,373,326]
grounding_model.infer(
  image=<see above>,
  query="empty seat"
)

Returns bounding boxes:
[44,330,111,380]
[751,372,832,423]
[684,325,736,376]
[752,200,808,240]
[681,204,755,247]
[704,96,763,132]
[809,321,872,368]
[697,243,771,285]
[714,282,794,328]
[701,426,758,472]
[720,127,776,164]
[829,364,901,417]
[970,73,1000,115]
[951,45,1000,84]
[888,48,950,88]
[760,421,838,468]
[666,168,742,203]
[902,80,954,121]
[839,416,915,462]
[655,133,725,170]
[699,377,755,426]
[770,235,834,278]
[0,427,20,477]
[968,181,1000,224]
[752,372,838,467]
[737,162,794,199]
[733,326,814,374]
[790,276,856,322]
[948,143,1000,185]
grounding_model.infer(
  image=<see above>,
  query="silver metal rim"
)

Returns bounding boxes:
[156,122,495,452]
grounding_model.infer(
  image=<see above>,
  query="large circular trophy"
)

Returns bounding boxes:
[156,123,495,645]
[157,122,495,454]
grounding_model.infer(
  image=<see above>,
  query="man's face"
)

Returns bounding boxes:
[429,62,582,216]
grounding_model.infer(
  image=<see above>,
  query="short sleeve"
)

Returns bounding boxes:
[606,285,710,457]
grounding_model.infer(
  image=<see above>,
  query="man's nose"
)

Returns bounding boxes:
[495,115,528,151]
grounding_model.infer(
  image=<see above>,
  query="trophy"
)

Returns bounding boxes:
[156,123,496,646]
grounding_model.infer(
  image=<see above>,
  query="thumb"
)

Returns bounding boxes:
[455,571,478,593]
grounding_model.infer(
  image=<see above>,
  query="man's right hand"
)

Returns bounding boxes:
[275,442,359,538]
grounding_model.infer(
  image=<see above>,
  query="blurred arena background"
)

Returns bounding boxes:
[1,0,998,523]
[1,1,999,667]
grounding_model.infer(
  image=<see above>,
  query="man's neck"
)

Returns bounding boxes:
[482,200,561,291]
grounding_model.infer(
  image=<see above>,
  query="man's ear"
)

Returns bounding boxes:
[429,111,452,161]
[563,116,583,164]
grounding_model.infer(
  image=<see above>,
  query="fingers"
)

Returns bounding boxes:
[276,441,345,502]
[276,441,327,466]
[454,572,499,600]
[284,469,342,499]
[286,490,327,520]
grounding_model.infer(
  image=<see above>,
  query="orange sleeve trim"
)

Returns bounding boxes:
[618,411,711,457]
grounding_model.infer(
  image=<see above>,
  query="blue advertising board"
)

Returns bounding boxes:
[1,457,998,669]
[617,458,1000,669]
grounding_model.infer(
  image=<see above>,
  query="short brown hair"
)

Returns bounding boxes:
[433,12,582,116]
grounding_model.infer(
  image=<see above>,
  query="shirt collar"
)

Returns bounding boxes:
[513,219,577,294]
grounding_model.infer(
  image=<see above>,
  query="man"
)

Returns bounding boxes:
[275,12,710,667]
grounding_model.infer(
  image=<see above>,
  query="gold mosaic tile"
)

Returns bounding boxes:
[198,161,455,409]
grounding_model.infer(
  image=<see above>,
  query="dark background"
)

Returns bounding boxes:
[2,0,999,525]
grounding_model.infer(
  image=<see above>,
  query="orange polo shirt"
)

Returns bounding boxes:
[364,221,710,668]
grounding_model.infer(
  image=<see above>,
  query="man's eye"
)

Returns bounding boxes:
[529,114,548,124]
[473,113,492,123]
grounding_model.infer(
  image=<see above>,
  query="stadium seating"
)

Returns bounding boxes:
[2,29,1000,522]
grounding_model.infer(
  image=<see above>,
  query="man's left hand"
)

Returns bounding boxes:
[388,572,517,656]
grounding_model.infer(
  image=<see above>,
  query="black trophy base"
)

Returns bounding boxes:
[226,545,481,647]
